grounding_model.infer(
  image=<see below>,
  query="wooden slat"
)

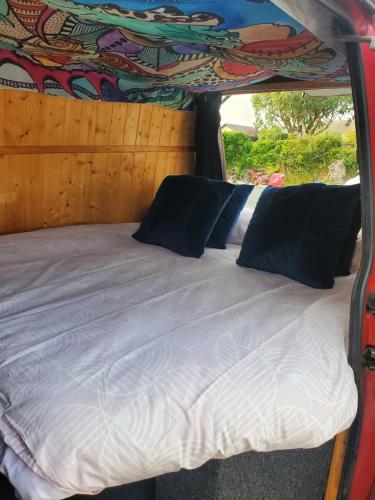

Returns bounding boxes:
[169,111,187,146]
[1,92,29,146]
[159,108,175,146]
[166,152,179,177]
[118,152,135,222]
[0,145,195,155]
[24,93,45,146]
[58,154,80,226]
[86,153,107,221]
[140,105,164,214]
[0,92,5,146]
[324,431,349,500]
[43,94,67,146]
[77,154,92,225]
[5,157,25,233]
[63,99,83,145]
[94,103,114,146]
[80,101,98,146]
[0,156,14,235]
[148,106,164,146]
[141,151,158,210]
[0,90,196,235]
[123,103,141,145]
[42,155,63,227]
[109,103,128,145]
[24,155,43,229]
[105,152,122,221]
[135,105,153,146]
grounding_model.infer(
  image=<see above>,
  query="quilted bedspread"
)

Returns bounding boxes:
[0,223,357,497]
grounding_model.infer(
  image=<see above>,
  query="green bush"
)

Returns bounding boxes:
[343,130,357,147]
[223,129,358,185]
[258,126,288,141]
[222,131,253,177]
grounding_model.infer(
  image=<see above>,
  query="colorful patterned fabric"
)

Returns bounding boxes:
[0,0,349,108]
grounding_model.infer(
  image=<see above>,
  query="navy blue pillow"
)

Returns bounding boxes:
[236,183,361,289]
[206,184,254,249]
[335,184,361,276]
[133,175,235,258]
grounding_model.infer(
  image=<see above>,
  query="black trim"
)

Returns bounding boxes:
[315,0,352,23]
[362,346,375,369]
[367,291,375,313]
[195,92,226,180]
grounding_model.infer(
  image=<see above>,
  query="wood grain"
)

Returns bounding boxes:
[324,431,348,500]
[0,145,195,154]
[0,90,196,235]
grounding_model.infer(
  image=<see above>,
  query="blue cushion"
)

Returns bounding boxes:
[133,175,235,258]
[206,184,254,249]
[334,184,361,275]
[236,183,361,289]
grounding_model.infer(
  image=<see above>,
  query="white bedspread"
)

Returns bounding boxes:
[0,223,358,499]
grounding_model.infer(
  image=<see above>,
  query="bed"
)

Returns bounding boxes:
[0,223,358,499]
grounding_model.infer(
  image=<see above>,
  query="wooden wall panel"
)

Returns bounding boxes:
[0,90,196,235]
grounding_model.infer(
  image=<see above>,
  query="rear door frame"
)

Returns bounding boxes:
[318,1,375,498]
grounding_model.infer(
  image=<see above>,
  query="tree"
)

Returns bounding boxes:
[252,92,354,137]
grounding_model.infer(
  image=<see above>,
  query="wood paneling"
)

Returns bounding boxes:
[324,431,348,500]
[0,90,196,235]
[0,145,195,154]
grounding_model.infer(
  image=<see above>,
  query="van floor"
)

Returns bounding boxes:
[0,441,333,499]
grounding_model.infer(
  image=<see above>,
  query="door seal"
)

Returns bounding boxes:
[362,346,375,369]
[367,291,375,313]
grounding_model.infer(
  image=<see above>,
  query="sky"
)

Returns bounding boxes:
[220,92,354,129]
[220,94,255,127]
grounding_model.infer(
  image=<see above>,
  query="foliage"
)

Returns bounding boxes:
[222,131,253,177]
[343,129,357,147]
[252,92,354,137]
[257,126,288,141]
[223,130,358,186]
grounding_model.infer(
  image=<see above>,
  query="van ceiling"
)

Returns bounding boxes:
[0,0,349,108]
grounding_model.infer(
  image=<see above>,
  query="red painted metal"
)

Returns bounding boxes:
[339,1,375,499]
[369,481,375,500]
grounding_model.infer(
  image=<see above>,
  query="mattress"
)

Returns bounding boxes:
[0,223,358,499]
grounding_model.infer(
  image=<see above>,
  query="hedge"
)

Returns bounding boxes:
[223,130,358,185]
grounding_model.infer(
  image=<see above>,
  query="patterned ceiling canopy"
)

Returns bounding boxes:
[0,0,348,108]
